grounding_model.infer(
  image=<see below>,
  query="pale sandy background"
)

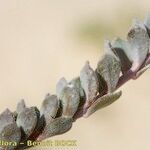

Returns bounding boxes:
[0,0,150,150]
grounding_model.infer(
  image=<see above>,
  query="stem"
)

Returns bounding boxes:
[116,70,134,89]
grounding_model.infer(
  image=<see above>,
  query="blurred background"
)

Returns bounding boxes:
[0,0,150,149]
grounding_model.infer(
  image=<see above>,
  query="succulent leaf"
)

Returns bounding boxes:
[38,117,73,140]
[80,61,99,106]
[127,19,149,72]
[40,94,59,124]
[111,38,132,74]
[84,91,122,117]
[69,77,85,99]
[56,77,68,99]
[144,15,150,37]
[16,99,26,114]
[60,84,80,118]
[0,123,21,150]
[0,109,15,133]
[97,54,121,93]
[16,107,39,139]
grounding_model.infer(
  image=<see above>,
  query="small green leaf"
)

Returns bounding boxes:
[40,94,59,124]
[16,107,39,139]
[111,20,149,73]
[0,109,15,133]
[56,77,68,99]
[144,15,150,36]
[104,40,120,59]
[60,84,80,118]
[16,99,26,114]
[69,77,85,99]
[80,61,99,106]
[97,53,121,93]
[0,123,21,150]
[37,117,73,140]
[111,38,132,74]
[127,19,149,72]
[84,91,122,117]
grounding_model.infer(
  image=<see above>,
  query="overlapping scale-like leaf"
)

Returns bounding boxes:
[84,91,122,117]
[16,99,26,114]
[111,20,150,74]
[60,84,80,118]
[80,61,99,106]
[0,109,15,133]
[111,38,132,74]
[97,44,121,93]
[37,117,73,140]
[16,107,39,139]
[40,94,59,124]
[144,15,150,36]
[0,109,21,150]
[127,19,149,72]
[69,77,85,99]
[0,123,21,150]
[56,77,68,99]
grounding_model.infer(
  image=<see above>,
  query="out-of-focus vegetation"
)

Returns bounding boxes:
[73,3,145,48]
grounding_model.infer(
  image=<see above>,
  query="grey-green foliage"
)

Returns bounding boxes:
[0,109,15,133]
[111,19,149,73]
[144,15,150,36]
[16,99,26,114]
[0,109,21,150]
[80,61,99,106]
[40,94,59,124]
[97,53,121,93]
[56,77,68,99]
[84,91,122,117]
[0,123,21,150]
[111,38,132,74]
[59,84,80,118]
[38,117,73,140]
[127,19,149,72]
[16,107,39,139]
[0,16,150,149]
[69,77,85,99]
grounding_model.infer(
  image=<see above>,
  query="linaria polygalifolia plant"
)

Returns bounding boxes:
[0,16,150,150]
